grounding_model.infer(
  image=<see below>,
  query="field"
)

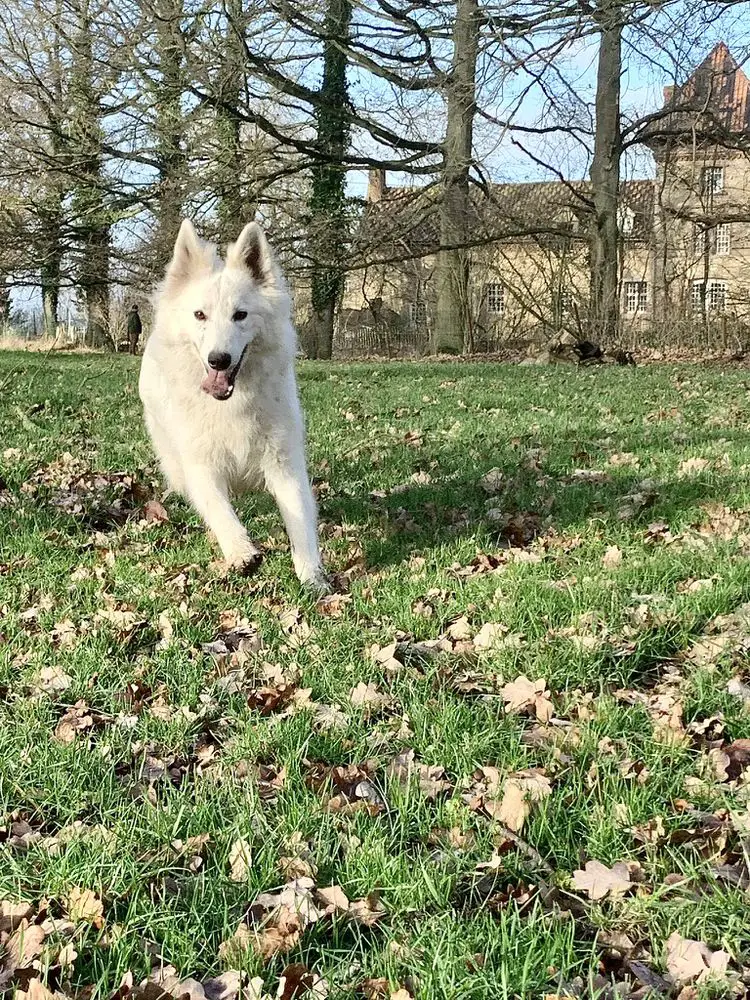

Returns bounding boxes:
[1,352,750,999]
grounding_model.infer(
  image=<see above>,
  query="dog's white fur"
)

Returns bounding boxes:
[139,219,327,589]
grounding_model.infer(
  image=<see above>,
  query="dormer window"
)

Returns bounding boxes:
[702,166,724,195]
[618,206,635,235]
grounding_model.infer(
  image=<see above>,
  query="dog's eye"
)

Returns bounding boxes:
[233,310,247,322]
[194,310,207,321]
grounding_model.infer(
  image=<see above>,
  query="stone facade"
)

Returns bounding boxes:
[340,43,750,352]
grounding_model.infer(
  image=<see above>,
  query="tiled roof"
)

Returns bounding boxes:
[355,179,654,260]
[644,42,750,145]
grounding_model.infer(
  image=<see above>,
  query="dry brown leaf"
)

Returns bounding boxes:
[602,545,623,569]
[387,750,453,800]
[14,979,71,1000]
[5,921,46,972]
[473,622,511,651]
[144,498,170,523]
[479,468,505,494]
[485,770,552,833]
[277,964,328,1000]
[677,457,711,479]
[665,932,732,985]
[316,885,350,915]
[228,838,253,882]
[349,894,385,927]
[572,860,632,901]
[350,681,393,712]
[54,701,95,743]
[501,676,553,723]
[369,642,402,672]
[312,703,348,731]
[446,615,473,641]
[0,899,34,933]
[65,887,104,925]
[315,593,352,617]
[35,665,72,696]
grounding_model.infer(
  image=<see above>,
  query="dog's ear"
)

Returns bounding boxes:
[164,220,214,291]
[226,222,277,286]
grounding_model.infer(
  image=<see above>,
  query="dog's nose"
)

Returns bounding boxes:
[207,351,232,371]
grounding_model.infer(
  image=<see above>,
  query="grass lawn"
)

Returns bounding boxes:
[1,351,749,999]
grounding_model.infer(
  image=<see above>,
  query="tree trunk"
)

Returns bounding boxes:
[40,213,62,339]
[153,0,187,270]
[431,0,479,355]
[41,277,59,339]
[70,0,113,351]
[309,0,352,361]
[589,2,622,343]
[216,0,252,245]
[311,301,335,360]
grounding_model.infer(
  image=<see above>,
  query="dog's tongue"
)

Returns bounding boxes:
[201,369,232,399]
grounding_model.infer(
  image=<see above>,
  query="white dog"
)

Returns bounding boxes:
[139,219,328,591]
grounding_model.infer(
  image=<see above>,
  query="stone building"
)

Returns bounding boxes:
[338,42,750,355]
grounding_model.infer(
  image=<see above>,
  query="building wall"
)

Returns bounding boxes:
[339,147,750,350]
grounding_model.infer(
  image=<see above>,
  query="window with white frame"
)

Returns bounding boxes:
[559,287,574,314]
[702,166,724,195]
[618,206,635,235]
[409,301,427,327]
[715,223,731,255]
[692,279,727,312]
[484,283,504,315]
[623,281,648,313]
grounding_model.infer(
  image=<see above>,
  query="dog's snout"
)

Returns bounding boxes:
[207,350,232,371]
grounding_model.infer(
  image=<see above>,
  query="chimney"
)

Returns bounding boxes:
[663,85,674,105]
[367,168,386,204]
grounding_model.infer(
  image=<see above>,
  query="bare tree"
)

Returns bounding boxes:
[432,0,479,354]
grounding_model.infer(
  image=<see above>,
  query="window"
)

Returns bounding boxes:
[618,206,635,235]
[693,224,707,256]
[715,223,731,255]
[409,301,427,327]
[702,166,724,195]
[559,288,574,314]
[623,281,648,313]
[692,279,727,313]
[484,283,504,315]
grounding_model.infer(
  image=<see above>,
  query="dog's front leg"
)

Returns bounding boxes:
[263,455,328,592]
[185,465,262,574]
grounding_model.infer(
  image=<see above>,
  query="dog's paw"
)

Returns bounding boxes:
[300,570,336,597]
[225,548,264,577]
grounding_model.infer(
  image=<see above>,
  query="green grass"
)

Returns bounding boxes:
[1,352,750,998]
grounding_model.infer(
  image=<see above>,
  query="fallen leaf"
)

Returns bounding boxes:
[35,665,72,696]
[65,887,104,925]
[501,676,553,722]
[315,885,350,915]
[4,921,46,974]
[485,770,552,833]
[678,457,711,478]
[602,545,623,569]
[480,468,505,494]
[572,860,632,901]
[350,681,393,712]
[277,964,328,999]
[228,838,253,882]
[349,894,385,927]
[144,498,170,522]
[387,750,453,800]
[0,899,34,933]
[665,931,732,985]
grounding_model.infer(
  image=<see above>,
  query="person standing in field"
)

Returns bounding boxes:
[127,304,143,355]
